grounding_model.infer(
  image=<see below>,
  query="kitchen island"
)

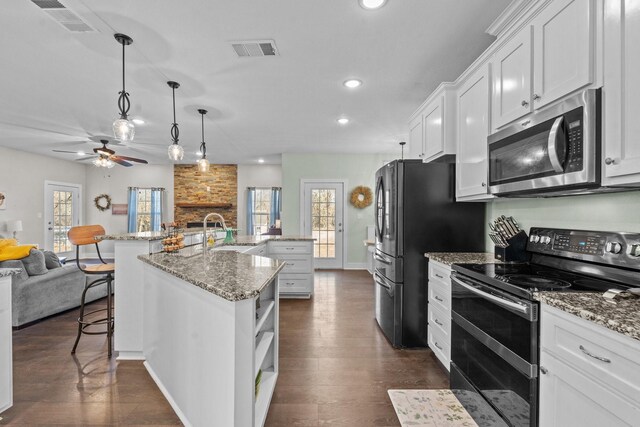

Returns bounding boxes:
[137,248,284,427]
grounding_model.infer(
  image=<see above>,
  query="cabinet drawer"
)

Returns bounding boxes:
[279,255,312,274]
[268,242,311,255]
[428,280,450,313]
[541,305,640,405]
[246,244,268,256]
[428,303,450,339]
[428,261,451,285]
[279,274,312,294]
[428,326,450,371]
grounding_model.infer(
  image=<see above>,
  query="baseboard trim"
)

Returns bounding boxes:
[144,361,193,427]
[116,351,145,361]
[343,262,367,270]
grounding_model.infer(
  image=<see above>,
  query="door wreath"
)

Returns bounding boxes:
[94,194,112,212]
[350,186,373,209]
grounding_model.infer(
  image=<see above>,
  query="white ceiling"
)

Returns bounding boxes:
[0,0,510,165]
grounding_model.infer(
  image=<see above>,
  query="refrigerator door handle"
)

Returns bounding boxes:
[374,272,395,297]
[374,254,392,265]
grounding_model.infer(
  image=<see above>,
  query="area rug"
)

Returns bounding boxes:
[388,389,479,427]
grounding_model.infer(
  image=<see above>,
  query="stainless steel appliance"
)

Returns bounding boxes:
[450,227,640,427]
[488,89,601,197]
[374,160,485,348]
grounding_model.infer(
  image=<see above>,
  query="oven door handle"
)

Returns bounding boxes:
[451,276,530,315]
[548,116,565,173]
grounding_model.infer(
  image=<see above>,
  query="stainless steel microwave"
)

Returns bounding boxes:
[488,89,601,196]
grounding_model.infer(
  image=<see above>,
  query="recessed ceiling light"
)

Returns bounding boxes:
[359,0,387,10]
[337,117,350,125]
[258,158,265,163]
[344,79,362,89]
[76,151,85,156]
[132,118,145,125]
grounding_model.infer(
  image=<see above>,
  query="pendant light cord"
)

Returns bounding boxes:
[170,85,179,144]
[122,40,126,94]
[200,112,207,158]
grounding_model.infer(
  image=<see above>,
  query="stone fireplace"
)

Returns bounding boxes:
[173,164,237,229]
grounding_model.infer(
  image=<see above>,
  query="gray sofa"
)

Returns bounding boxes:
[0,257,108,328]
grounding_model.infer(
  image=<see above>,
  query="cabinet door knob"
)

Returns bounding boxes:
[540,367,548,375]
[521,100,529,107]
[605,157,616,165]
[533,94,541,101]
[481,182,487,187]
[521,120,531,127]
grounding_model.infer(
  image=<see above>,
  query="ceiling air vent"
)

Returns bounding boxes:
[31,0,96,32]
[231,40,278,58]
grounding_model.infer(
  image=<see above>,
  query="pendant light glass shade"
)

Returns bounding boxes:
[197,157,210,172]
[113,34,135,142]
[113,118,135,143]
[166,81,184,161]
[168,143,184,161]
[196,109,210,172]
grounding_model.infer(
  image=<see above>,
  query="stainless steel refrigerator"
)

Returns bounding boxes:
[374,160,485,348]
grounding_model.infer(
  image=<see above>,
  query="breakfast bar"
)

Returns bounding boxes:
[137,248,284,427]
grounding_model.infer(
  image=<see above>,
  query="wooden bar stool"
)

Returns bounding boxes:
[67,225,115,357]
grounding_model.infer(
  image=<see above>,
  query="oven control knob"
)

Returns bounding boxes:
[541,236,551,244]
[532,235,541,243]
[606,242,622,254]
[629,244,640,257]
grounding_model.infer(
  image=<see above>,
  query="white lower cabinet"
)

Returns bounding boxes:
[539,304,640,427]
[266,241,314,298]
[427,261,452,370]
[0,276,12,414]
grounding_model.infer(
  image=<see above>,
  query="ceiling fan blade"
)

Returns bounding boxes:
[113,155,148,164]
[75,156,98,161]
[111,157,133,167]
[93,146,115,155]
[53,150,83,154]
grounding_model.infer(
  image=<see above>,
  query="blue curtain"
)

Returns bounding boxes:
[246,187,256,235]
[127,188,137,233]
[150,189,163,232]
[270,187,282,227]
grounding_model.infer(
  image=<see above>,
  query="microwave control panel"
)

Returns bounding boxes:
[565,107,583,172]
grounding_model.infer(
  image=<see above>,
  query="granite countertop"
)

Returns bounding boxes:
[138,247,285,301]
[0,268,22,278]
[97,228,208,241]
[535,292,640,342]
[216,235,314,247]
[425,252,501,266]
[363,239,375,247]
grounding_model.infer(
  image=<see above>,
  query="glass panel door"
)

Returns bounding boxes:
[303,181,344,269]
[44,182,80,257]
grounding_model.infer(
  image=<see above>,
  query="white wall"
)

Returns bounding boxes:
[236,164,282,236]
[0,146,86,248]
[85,164,174,254]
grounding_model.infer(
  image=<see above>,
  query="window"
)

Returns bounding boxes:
[128,187,164,233]
[252,188,272,235]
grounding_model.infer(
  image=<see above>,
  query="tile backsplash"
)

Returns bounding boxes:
[485,190,640,250]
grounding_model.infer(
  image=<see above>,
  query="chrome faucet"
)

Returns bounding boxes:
[203,212,228,248]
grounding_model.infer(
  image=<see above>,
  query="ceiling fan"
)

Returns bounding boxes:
[53,139,148,167]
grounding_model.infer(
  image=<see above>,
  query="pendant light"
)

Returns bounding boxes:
[197,109,210,172]
[112,33,135,143]
[167,81,184,161]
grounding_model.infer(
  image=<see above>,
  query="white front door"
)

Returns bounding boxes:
[302,181,344,269]
[44,182,81,257]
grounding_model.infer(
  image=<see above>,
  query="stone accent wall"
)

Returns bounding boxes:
[173,164,237,228]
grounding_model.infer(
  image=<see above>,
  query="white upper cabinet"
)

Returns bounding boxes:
[532,0,594,109]
[408,114,424,159]
[602,0,640,186]
[408,85,456,162]
[456,64,494,201]
[492,26,533,129]
[491,0,595,130]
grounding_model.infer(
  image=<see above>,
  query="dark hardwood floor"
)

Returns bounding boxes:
[1,270,448,426]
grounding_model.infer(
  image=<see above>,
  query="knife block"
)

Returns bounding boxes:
[494,230,531,262]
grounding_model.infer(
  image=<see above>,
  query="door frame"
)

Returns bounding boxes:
[43,180,83,254]
[299,179,348,269]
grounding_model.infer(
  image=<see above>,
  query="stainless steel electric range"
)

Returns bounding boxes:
[449,227,640,427]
